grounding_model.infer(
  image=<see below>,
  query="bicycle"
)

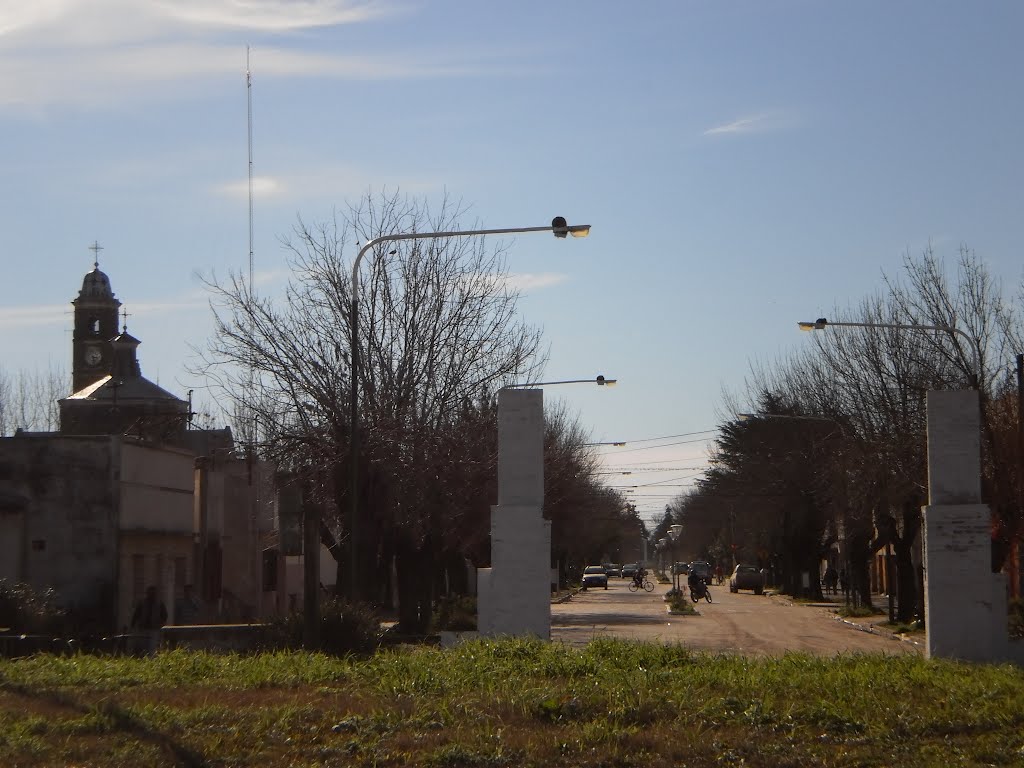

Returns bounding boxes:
[628,577,655,593]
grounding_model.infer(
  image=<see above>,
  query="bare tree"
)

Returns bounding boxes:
[0,365,66,435]
[195,191,547,629]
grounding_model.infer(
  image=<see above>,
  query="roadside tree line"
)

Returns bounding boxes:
[664,245,1024,622]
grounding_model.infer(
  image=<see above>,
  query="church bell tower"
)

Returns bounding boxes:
[72,242,121,393]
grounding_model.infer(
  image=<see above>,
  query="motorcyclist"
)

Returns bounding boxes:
[688,569,705,599]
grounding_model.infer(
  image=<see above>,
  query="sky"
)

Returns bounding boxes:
[2,1,1023,527]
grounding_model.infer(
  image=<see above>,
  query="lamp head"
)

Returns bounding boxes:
[596,375,617,386]
[798,318,829,331]
[552,217,592,239]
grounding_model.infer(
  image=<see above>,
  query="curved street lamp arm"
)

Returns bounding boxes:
[799,317,981,388]
[352,224,589,295]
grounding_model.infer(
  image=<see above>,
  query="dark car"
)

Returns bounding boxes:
[604,563,622,578]
[688,561,712,581]
[670,562,689,575]
[729,564,765,595]
[621,563,640,579]
[582,565,609,590]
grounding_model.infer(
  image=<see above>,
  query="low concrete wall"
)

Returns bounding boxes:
[161,623,271,653]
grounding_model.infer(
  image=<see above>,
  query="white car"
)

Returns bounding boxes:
[582,565,609,590]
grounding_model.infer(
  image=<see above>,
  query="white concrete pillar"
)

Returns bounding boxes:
[922,389,1009,661]
[478,389,551,639]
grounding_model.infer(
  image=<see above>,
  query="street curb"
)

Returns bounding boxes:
[770,592,924,647]
[830,614,924,647]
[551,589,580,604]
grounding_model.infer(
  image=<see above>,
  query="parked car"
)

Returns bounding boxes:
[582,565,609,590]
[670,562,689,575]
[604,563,622,578]
[729,564,765,595]
[621,563,640,580]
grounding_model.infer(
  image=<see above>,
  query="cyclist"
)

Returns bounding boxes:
[632,565,647,588]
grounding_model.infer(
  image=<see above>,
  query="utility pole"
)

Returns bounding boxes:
[302,479,320,650]
[1016,354,1023,600]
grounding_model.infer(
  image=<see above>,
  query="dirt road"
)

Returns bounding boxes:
[551,578,921,656]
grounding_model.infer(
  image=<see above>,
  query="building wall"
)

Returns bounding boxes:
[0,511,23,584]
[116,531,194,629]
[195,456,282,622]
[1,432,285,631]
[120,442,194,533]
[0,435,120,628]
[116,442,197,628]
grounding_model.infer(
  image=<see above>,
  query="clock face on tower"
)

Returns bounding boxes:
[84,346,103,367]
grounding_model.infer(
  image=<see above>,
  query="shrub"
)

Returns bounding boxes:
[1010,598,1024,639]
[665,591,697,615]
[433,595,477,631]
[267,597,382,656]
[0,580,66,634]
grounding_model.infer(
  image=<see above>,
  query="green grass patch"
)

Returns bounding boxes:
[836,604,885,618]
[1,641,1023,766]
[880,619,925,635]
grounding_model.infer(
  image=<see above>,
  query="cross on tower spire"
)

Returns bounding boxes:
[89,240,104,269]
[121,306,132,333]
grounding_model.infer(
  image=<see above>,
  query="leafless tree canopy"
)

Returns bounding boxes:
[0,366,65,435]
[195,192,544,472]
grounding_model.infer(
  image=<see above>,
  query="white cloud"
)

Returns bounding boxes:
[704,113,774,137]
[503,272,569,292]
[0,1,460,111]
[217,175,284,200]
[0,292,210,331]
[0,304,70,328]
[212,165,442,205]
[151,0,392,32]
[0,1,389,44]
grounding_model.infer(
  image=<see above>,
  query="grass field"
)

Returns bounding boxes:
[1,638,1023,767]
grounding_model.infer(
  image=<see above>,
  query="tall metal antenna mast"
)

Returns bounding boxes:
[247,45,254,291]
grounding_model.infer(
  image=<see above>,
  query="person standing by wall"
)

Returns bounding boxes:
[175,584,201,625]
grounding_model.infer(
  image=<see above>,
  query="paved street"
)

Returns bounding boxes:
[552,577,921,656]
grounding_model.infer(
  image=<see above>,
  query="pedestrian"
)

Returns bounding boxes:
[175,584,201,625]
[131,585,168,654]
[824,565,838,595]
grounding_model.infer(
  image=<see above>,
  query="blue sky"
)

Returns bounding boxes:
[2,1,1023,525]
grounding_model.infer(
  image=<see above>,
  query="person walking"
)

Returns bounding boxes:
[824,565,838,596]
[131,586,168,654]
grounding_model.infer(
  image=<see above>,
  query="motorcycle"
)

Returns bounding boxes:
[689,577,713,603]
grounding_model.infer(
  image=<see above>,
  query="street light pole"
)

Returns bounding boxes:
[347,217,591,600]
[504,376,616,388]
[798,317,981,389]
